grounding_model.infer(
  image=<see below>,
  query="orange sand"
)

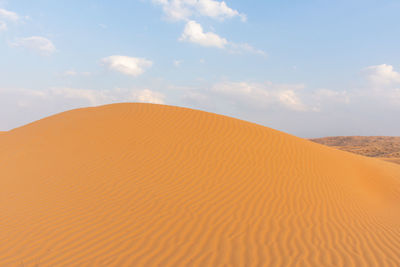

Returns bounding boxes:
[1,103,399,266]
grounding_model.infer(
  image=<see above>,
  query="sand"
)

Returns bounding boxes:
[1,103,399,266]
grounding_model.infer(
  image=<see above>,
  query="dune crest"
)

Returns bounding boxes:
[1,103,399,266]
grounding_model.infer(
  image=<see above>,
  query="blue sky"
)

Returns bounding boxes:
[1,0,400,137]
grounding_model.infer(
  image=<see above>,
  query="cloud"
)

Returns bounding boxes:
[211,81,310,111]
[0,8,19,21]
[1,87,164,108]
[301,64,400,112]
[356,64,400,107]
[363,64,400,86]
[182,91,209,104]
[1,87,165,107]
[0,21,6,31]
[102,55,153,77]
[63,70,78,76]
[196,0,246,21]
[0,8,20,31]
[152,2,263,55]
[173,59,183,67]
[0,87,165,130]
[49,87,110,106]
[228,42,267,57]
[277,90,308,111]
[61,70,91,77]
[11,36,56,55]
[179,20,265,55]
[313,89,350,103]
[309,64,400,112]
[179,20,227,48]
[152,0,245,22]
[392,88,400,105]
[131,89,165,104]
[307,64,400,111]
[50,87,165,106]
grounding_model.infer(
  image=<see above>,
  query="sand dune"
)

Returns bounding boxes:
[1,103,399,266]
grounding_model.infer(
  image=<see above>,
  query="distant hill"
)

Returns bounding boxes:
[310,136,400,164]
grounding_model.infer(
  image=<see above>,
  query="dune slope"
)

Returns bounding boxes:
[1,103,400,266]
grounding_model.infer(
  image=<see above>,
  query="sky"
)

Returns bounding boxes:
[1,0,400,137]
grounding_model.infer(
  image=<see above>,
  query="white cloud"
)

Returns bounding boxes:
[0,8,19,21]
[313,89,350,104]
[355,64,400,107]
[1,87,164,108]
[152,2,263,54]
[152,0,245,21]
[0,8,20,31]
[49,87,111,106]
[211,81,310,111]
[305,64,400,111]
[173,59,183,67]
[182,91,209,103]
[50,87,164,105]
[11,36,56,55]
[196,0,246,21]
[392,88,400,105]
[153,0,191,21]
[277,90,308,111]
[179,20,227,48]
[0,21,6,31]
[363,64,400,86]
[0,87,165,130]
[61,70,91,77]
[212,81,261,95]
[131,89,165,104]
[179,20,265,54]
[102,55,153,77]
[63,70,78,76]
[228,43,267,57]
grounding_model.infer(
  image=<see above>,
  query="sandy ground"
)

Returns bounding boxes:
[1,103,399,266]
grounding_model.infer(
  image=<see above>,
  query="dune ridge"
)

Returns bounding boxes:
[0,103,399,266]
